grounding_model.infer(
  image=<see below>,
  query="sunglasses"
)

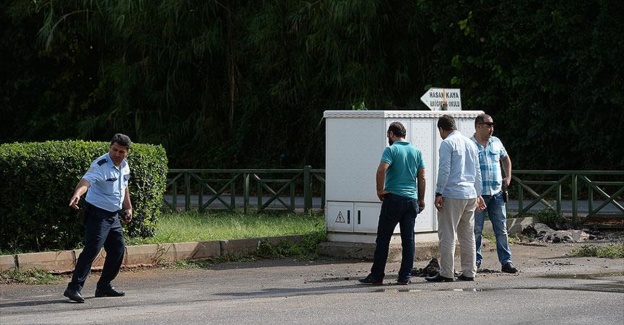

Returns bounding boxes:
[479,122,494,126]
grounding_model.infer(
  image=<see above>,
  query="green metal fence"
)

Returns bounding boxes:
[164,169,624,224]
[164,166,325,213]
[511,170,624,224]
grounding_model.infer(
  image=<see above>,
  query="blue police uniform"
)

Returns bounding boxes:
[67,153,130,293]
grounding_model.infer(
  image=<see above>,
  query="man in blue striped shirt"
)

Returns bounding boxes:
[471,114,517,274]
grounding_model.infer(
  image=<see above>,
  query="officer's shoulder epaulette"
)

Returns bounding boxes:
[97,158,108,166]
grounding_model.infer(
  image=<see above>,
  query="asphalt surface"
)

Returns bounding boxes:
[2,241,624,325]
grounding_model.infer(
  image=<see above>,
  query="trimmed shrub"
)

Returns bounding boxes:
[0,140,167,253]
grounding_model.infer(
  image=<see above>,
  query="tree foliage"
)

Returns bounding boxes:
[419,0,623,169]
[1,0,622,169]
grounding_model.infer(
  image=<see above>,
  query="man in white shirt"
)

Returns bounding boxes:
[426,115,485,282]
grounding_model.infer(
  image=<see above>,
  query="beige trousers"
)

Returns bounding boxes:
[437,197,477,278]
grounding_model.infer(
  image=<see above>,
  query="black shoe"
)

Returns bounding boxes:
[63,289,85,303]
[95,286,125,297]
[397,279,411,285]
[457,274,474,281]
[359,275,383,285]
[425,273,454,282]
[501,262,518,274]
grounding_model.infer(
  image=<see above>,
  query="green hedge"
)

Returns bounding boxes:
[0,140,168,253]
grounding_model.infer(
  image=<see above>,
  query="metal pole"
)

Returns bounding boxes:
[572,173,578,224]
[243,172,250,214]
[184,171,191,212]
[304,165,312,213]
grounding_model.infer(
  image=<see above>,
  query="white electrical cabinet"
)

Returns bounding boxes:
[324,110,483,243]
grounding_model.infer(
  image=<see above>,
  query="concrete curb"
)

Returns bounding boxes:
[0,217,535,273]
[1,235,304,273]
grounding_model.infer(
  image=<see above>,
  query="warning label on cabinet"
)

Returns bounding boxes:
[335,211,346,223]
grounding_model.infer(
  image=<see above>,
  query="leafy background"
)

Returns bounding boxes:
[1,0,622,170]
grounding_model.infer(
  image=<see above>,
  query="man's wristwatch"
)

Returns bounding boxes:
[435,192,442,197]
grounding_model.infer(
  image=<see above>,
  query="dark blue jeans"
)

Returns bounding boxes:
[370,193,418,281]
[67,204,125,292]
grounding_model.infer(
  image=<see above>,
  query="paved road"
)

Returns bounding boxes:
[2,242,624,325]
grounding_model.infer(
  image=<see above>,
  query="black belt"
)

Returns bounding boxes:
[84,201,119,216]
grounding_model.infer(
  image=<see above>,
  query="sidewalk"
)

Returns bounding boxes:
[0,235,306,273]
[1,215,621,274]
[0,216,532,273]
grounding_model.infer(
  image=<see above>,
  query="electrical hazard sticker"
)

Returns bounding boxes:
[335,211,346,223]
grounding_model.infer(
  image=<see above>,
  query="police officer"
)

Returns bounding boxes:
[63,133,133,303]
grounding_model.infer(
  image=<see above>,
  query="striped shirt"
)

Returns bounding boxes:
[471,135,507,195]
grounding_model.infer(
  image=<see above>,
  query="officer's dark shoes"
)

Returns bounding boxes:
[63,289,85,303]
[501,262,518,274]
[425,273,454,282]
[359,275,383,285]
[95,286,125,297]
[457,274,474,281]
[396,278,411,285]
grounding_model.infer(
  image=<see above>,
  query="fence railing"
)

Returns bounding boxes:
[164,166,325,213]
[164,169,624,224]
[511,170,624,224]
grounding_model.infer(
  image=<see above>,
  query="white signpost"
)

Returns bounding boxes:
[420,88,462,111]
